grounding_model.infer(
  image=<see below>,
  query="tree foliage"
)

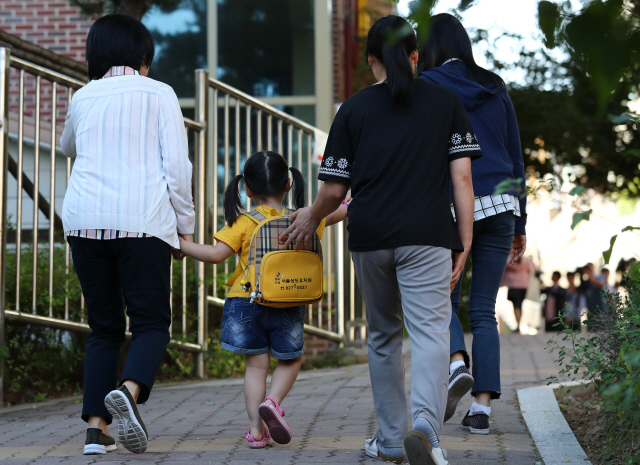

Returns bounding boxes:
[146,0,206,98]
[70,0,182,20]
[403,0,640,197]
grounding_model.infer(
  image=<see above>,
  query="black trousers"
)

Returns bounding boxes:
[68,236,172,423]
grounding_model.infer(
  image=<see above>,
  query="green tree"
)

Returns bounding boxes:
[405,0,640,196]
[70,0,182,20]
[146,0,206,98]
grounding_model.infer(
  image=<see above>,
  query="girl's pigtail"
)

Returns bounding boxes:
[289,167,306,209]
[223,174,244,225]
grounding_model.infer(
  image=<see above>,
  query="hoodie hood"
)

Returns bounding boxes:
[418,60,499,112]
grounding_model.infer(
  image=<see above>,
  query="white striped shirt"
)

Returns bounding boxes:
[60,68,195,248]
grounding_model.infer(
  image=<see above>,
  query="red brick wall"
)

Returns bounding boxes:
[0,0,93,62]
[0,0,94,124]
[302,335,337,362]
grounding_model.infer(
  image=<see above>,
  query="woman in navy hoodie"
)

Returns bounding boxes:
[419,13,527,434]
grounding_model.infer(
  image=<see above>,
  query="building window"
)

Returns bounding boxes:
[217,0,315,99]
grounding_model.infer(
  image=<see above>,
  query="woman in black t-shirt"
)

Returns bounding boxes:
[282,15,478,465]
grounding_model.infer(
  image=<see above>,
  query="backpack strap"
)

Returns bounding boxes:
[226,211,266,287]
[243,210,268,222]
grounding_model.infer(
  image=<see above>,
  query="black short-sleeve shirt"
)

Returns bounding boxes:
[318,79,482,252]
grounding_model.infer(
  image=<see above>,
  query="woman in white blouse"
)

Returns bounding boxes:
[60,14,194,456]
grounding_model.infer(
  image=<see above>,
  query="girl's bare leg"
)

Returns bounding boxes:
[265,356,302,406]
[245,353,270,439]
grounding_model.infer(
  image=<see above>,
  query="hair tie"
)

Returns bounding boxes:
[288,167,292,171]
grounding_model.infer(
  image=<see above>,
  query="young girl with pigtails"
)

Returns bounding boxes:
[178,151,347,449]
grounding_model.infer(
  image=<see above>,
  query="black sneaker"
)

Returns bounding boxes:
[461,410,490,435]
[444,366,474,422]
[83,428,117,455]
[104,385,149,454]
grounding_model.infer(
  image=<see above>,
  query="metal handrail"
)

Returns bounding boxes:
[4,310,202,353]
[183,117,205,131]
[1,51,209,380]
[208,78,319,134]
[0,49,351,399]
[204,73,345,344]
[10,56,85,90]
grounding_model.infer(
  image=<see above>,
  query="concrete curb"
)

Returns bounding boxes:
[517,382,592,465]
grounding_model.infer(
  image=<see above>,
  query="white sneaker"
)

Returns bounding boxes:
[404,430,449,465]
[364,435,405,464]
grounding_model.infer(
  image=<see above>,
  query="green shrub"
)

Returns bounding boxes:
[2,241,342,403]
[548,278,640,464]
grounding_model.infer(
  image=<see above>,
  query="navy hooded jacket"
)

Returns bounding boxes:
[419,60,527,235]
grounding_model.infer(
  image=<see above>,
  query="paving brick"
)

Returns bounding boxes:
[0,334,564,464]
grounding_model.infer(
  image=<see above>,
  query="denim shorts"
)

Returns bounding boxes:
[221,297,306,359]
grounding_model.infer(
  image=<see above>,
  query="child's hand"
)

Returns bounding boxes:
[172,247,186,261]
[345,189,352,203]
[173,234,193,260]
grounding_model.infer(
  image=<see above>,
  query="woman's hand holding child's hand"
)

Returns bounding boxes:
[172,234,193,261]
[172,234,192,260]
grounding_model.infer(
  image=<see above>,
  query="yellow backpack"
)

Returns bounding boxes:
[230,208,324,308]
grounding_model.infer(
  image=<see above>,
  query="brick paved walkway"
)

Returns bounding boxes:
[0,333,559,464]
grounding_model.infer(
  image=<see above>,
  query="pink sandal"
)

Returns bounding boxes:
[245,428,271,449]
[258,396,292,444]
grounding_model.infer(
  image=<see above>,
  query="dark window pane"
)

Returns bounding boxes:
[217,0,315,97]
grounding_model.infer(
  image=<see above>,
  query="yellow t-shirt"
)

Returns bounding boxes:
[214,205,326,298]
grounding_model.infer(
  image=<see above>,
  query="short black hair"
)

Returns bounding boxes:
[86,14,155,80]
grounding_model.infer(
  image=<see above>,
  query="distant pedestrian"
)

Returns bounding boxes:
[501,257,533,331]
[600,268,618,294]
[583,263,606,321]
[543,271,567,332]
[565,271,584,331]
[178,151,347,450]
[419,13,527,437]
[61,14,195,455]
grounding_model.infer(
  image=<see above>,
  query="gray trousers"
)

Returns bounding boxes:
[353,245,452,449]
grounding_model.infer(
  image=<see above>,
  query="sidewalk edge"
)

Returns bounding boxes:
[517,382,592,465]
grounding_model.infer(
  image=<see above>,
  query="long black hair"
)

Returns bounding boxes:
[86,14,155,80]
[366,15,418,104]
[420,13,504,89]
[223,151,306,225]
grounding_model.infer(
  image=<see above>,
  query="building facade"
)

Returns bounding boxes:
[0,0,394,232]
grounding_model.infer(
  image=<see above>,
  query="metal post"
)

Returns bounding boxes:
[15,71,24,314]
[194,69,208,378]
[48,82,57,318]
[336,224,345,340]
[32,76,41,314]
[0,47,12,406]
[211,88,218,298]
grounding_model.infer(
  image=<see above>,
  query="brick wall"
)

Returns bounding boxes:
[302,335,337,362]
[332,0,346,104]
[0,0,94,123]
[0,0,93,62]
